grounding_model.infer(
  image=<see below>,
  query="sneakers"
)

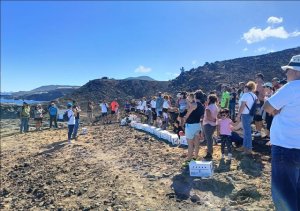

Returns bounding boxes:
[203,153,213,160]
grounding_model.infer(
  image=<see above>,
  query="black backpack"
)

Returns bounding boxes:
[245,93,257,116]
[63,110,71,121]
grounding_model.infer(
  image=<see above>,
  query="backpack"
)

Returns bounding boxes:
[245,93,257,116]
[63,110,70,122]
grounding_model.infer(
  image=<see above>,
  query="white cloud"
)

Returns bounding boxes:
[254,47,274,53]
[243,26,300,44]
[243,48,248,52]
[267,16,283,24]
[134,65,152,73]
[192,60,197,65]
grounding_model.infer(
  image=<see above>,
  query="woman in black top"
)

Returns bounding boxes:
[184,90,205,162]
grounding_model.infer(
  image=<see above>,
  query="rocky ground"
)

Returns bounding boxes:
[0,118,274,210]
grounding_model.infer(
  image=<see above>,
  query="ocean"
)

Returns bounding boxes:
[0,98,47,105]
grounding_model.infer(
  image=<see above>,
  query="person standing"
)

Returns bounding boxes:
[220,86,230,109]
[100,100,109,124]
[19,102,31,133]
[72,101,81,140]
[110,98,119,123]
[236,81,257,155]
[34,104,44,131]
[202,94,219,159]
[66,103,75,143]
[229,87,237,121]
[87,101,94,124]
[263,55,300,211]
[253,73,265,137]
[48,101,58,128]
[155,92,164,117]
[184,90,205,163]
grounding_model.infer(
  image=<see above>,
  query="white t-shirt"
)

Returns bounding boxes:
[67,109,75,125]
[141,100,147,111]
[163,100,170,109]
[239,92,257,114]
[268,80,300,149]
[100,103,108,113]
[150,100,156,109]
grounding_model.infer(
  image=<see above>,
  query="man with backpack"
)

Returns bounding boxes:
[48,101,58,128]
[236,81,257,155]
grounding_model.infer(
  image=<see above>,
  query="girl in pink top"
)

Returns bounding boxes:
[217,108,233,159]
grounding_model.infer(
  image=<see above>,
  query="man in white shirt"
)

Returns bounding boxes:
[263,55,300,211]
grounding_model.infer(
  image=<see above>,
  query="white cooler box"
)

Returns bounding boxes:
[141,124,150,131]
[153,128,162,138]
[135,123,143,130]
[179,136,188,146]
[169,134,180,145]
[160,130,171,141]
[189,161,213,177]
[148,126,156,134]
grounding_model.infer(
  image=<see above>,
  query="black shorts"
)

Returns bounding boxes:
[102,112,108,117]
[254,114,263,121]
[265,113,274,130]
[179,110,187,118]
[111,111,116,115]
[162,108,168,113]
[34,118,42,122]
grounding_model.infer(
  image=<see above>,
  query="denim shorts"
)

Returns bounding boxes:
[185,123,201,140]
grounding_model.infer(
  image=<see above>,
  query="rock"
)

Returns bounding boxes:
[190,195,200,203]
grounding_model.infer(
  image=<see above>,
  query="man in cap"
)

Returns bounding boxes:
[263,55,300,211]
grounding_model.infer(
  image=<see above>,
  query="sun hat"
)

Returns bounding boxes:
[281,55,300,71]
[67,102,72,107]
[263,82,273,88]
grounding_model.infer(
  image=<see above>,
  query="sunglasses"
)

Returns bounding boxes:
[284,68,292,74]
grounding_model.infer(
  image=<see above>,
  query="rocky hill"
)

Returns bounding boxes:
[62,79,169,106]
[169,47,300,92]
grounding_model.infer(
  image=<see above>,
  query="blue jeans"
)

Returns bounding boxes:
[68,125,75,141]
[20,117,29,132]
[241,114,253,150]
[272,145,300,211]
[72,119,79,138]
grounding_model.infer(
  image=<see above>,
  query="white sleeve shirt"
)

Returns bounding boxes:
[268,80,300,149]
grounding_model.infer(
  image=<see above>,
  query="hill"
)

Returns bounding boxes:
[123,76,156,81]
[169,47,300,92]
[10,85,80,101]
[62,79,169,105]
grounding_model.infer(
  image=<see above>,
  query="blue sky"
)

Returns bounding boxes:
[1,1,300,92]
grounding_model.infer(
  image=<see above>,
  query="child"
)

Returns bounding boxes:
[173,120,184,138]
[217,109,233,159]
[156,116,163,128]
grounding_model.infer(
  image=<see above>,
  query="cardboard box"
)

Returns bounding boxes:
[189,161,213,177]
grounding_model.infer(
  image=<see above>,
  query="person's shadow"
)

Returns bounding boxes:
[214,158,232,173]
[35,140,68,156]
[170,165,235,201]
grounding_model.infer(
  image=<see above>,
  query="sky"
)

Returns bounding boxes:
[1,1,300,92]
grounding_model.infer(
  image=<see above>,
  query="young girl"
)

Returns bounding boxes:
[217,108,233,159]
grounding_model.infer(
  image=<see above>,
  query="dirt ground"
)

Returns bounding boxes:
[0,119,274,210]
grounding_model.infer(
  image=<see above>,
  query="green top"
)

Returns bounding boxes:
[220,91,230,108]
[21,106,31,118]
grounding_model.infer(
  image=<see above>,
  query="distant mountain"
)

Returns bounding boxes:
[10,85,80,101]
[123,76,156,81]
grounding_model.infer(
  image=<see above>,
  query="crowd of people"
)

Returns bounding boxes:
[18,55,300,210]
